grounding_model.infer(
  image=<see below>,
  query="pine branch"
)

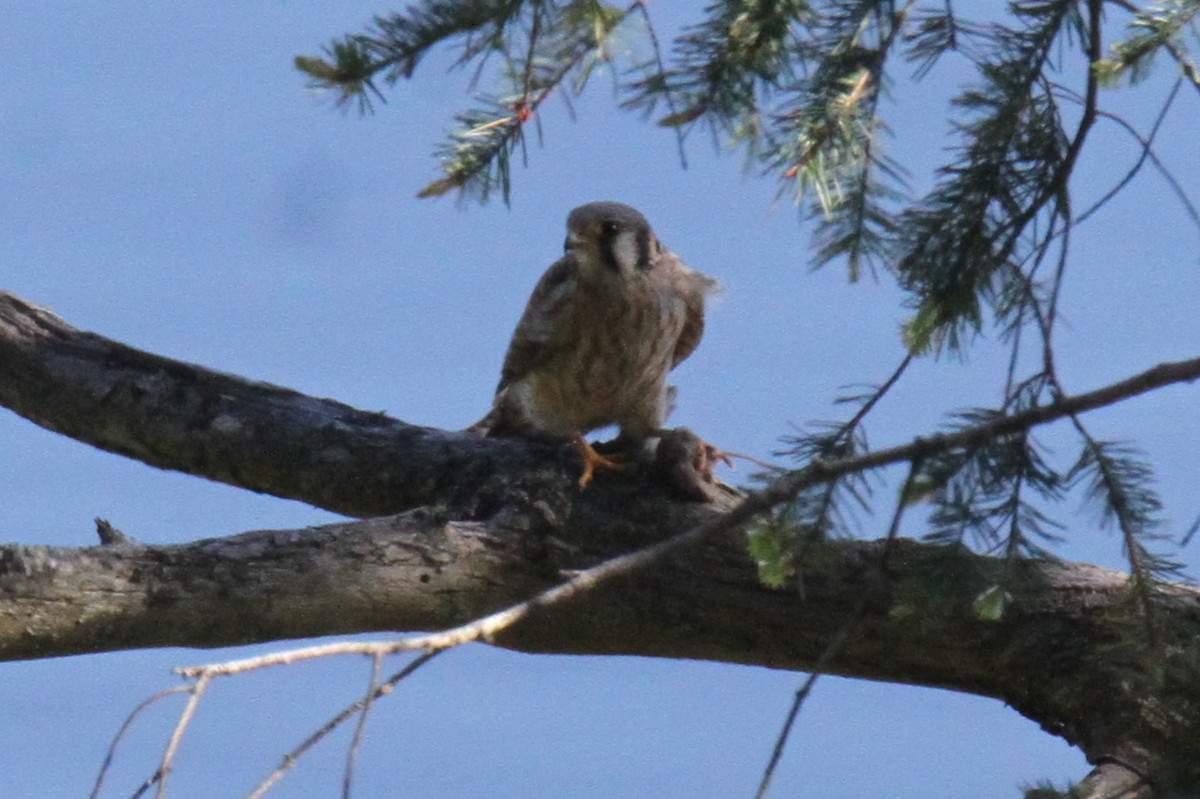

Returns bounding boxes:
[990,252,1187,647]
[896,0,1082,354]
[919,417,1062,558]
[750,356,911,585]
[763,356,1200,511]
[366,0,527,79]
[623,0,807,134]
[903,0,989,77]
[297,1,635,201]
[1096,0,1200,85]
[295,0,527,106]
[768,1,911,281]
[417,1,633,202]
[1067,435,1179,651]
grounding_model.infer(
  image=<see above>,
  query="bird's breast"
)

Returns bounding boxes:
[517,285,687,437]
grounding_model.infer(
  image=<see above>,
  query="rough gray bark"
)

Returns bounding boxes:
[0,292,549,517]
[2,291,1198,797]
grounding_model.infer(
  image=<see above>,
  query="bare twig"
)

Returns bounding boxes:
[90,685,191,799]
[1037,0,1103,356]
[881,458,922,567]
[245,649,440,799]
[838,355,913,442]
[754,620,857,799]
[755,453,922,797]
[1165,39,1200,95]
[130,772,160,799]
[1094,99,1200,233]
[342,653,384,799]
[1076,79,1187,228]
[155,673,210,798]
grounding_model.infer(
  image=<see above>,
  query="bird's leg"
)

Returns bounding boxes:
[572,435,633,489]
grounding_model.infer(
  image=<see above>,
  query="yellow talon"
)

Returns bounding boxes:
[572,436,631,488]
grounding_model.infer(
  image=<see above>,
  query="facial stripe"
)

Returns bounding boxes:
[599,224,620,272]
[635,227,651,271]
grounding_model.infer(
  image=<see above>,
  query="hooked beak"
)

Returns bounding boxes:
[563,230,584,255]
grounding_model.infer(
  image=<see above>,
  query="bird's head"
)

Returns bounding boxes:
[564,201,661,278]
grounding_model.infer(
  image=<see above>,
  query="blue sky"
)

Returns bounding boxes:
[2,3,1199,797]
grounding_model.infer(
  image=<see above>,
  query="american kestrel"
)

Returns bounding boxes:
[473,201,718,487]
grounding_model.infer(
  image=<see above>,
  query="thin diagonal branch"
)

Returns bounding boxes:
[155,673,210,799]
[1092,99,1200,232]
[90,686,191,799]
[754,620,857,799]
[342,654,384,799]
[244,650,441,799]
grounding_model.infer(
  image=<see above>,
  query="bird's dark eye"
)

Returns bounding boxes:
[600,221,620,238]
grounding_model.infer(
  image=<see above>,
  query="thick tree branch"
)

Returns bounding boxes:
[5,290,1199,520]
[3,508,1199,784]
[0,292,561,517]
[5,291,1200,789]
